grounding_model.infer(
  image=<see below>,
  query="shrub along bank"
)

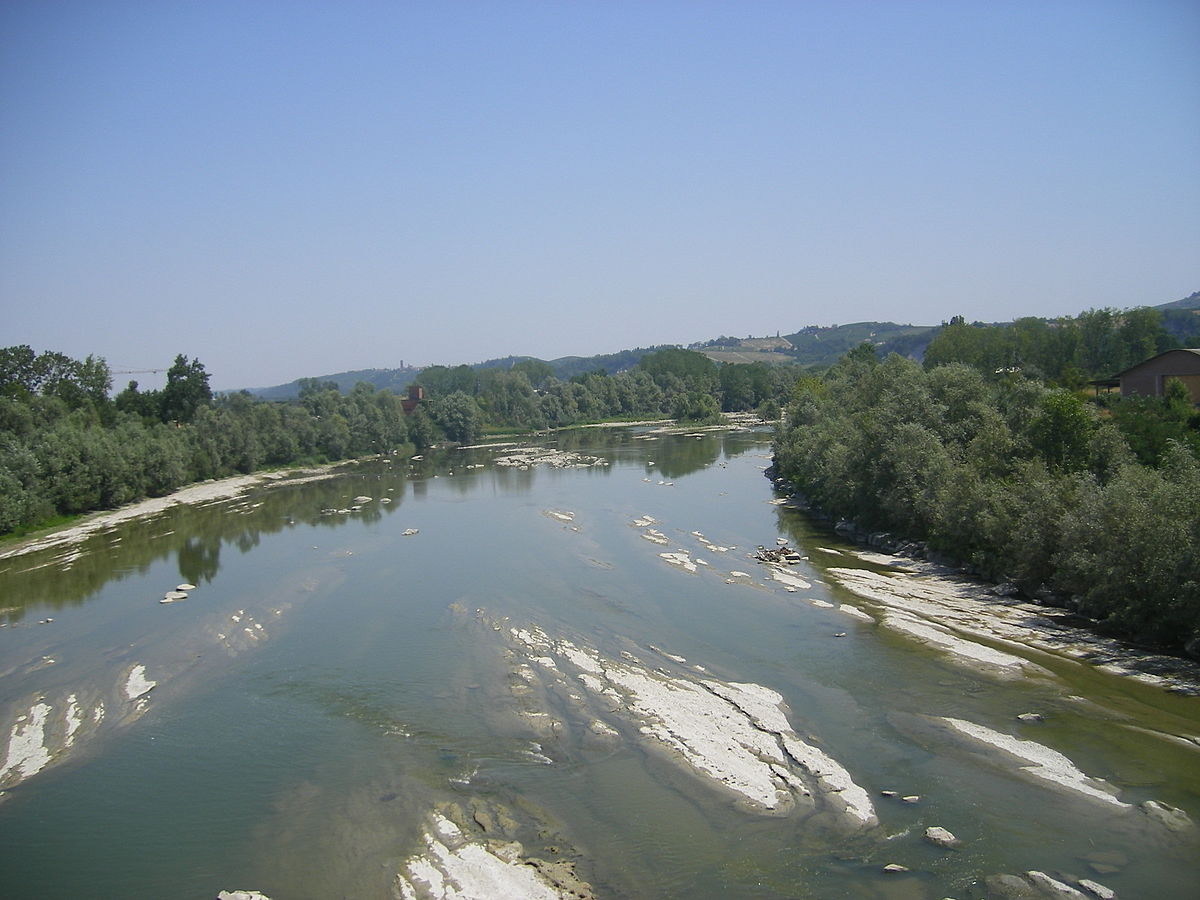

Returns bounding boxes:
[2,345,799,538]
[772,346,1200,656]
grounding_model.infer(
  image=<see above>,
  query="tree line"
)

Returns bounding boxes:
[0,349,418,535]
[401,347,797,440]
[1,345,799,537]
[922,305,1199,387]
[773,343,1200,655]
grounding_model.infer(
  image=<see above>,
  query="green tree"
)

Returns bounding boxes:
[1114,307,1163,370]
[671,390,721,424]
[510,359,554,389]
[1027,389,1096,471]
[638,348,718,394]
[431,392,482,444]
[1056,443,1200,646]
[1107,379,1200,465]
[0,345,39,398]
[115,380,162,420]
[160,355,212,423]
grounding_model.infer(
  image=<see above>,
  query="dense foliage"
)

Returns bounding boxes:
[412,348,796,432]
[773,347,1200,652]
[1,345,799,537]
[0,349,414,535]
[923,306,1200,386]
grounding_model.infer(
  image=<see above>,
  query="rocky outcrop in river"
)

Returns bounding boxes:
[478,615,877,829]
[396,799,593,900]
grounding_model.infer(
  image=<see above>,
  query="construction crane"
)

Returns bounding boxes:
[112,368,166,375]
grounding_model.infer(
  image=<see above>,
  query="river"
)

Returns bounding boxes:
[0,425,1197,899]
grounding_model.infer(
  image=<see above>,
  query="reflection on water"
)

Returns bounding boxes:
[0,426,1197,899]
[0,471,394,621]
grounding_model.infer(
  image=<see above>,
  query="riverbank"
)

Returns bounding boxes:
[767,473,1200,696]
[0,462,353,563]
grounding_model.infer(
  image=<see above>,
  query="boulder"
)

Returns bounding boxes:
[1141,799,1193,832]
[924,826,960,848]
[1024,871,1088,898]
[1077,879,1117,899]
[984,871,1094,899]
[985,873,1042,898]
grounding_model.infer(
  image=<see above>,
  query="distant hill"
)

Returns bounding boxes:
[692,322,938,368]
[243,291,1197,399]
[250,366,421,401]
[1157,291,1200,345]
[1155,290,1200,311]
[472,346,664,380]
[246,349,665,400]
[244,324,934,400]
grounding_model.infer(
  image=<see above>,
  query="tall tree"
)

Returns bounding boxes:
[160,355,212,423]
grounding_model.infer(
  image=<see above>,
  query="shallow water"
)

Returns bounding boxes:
[0,427,1197,899]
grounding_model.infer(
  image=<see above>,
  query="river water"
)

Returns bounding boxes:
[0,426,1197,899]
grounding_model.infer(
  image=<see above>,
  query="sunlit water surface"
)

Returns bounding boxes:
[1,427,1197,899]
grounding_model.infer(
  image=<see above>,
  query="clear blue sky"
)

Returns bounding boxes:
[2,1,1197,390]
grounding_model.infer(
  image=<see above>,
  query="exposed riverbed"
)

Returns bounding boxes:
[0,426,1197,899]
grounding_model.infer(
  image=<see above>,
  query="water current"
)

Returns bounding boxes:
[0,426,1197,899]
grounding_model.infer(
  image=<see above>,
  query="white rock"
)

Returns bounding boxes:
[1077,878,1117,899]
[396,813,565,900]
[505,625,876,828]
[125,664,157,701]
[1025,871,1088,898]
[0,703,53,785]
[770,569,811,591]
[924,826,960,848]
[838,603,874,622]
[659,551,698,573]
[941,717,1127,807]
[886,611,1030,672]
